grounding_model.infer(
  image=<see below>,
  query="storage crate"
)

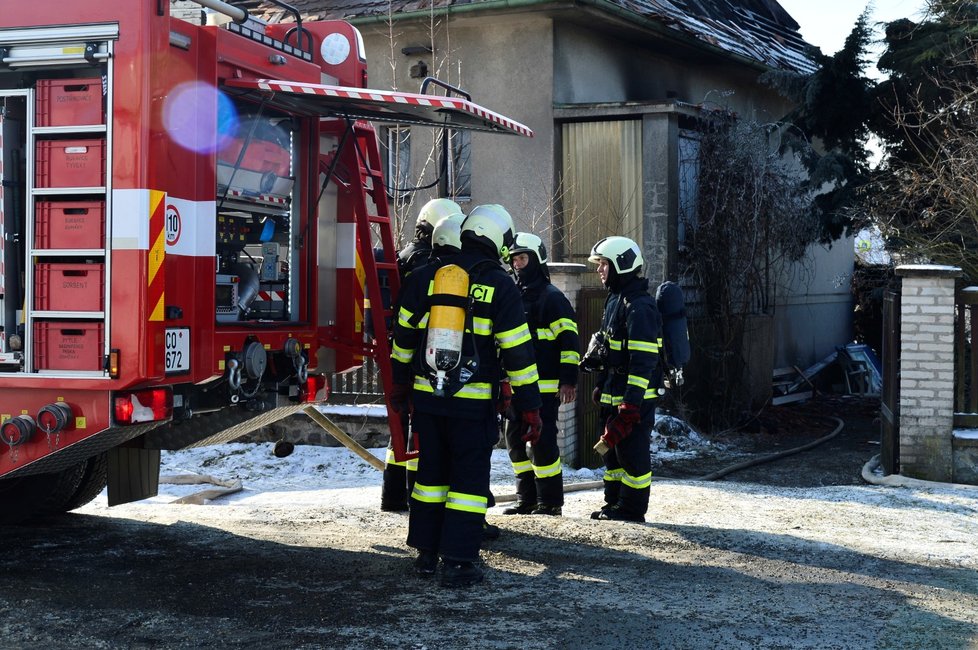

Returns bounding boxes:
[35,78,104,127]
[34,262,104,312]
[35,139,106,188]
[32,321,104,371]
[34,201,105,250]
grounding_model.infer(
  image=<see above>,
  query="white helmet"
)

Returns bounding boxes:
[588,236,643,274]
[431,214,464,250]
[417,198,463,228]
[461,204,516,261]
[510,232,548,265]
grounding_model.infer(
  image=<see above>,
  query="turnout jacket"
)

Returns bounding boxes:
[519,279,580,396]
[594,276,662,417]
[391,251,542,418]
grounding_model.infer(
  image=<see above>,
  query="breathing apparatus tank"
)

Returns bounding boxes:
[425,264,470,396]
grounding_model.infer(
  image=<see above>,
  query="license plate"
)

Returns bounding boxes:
[164,328,190,374]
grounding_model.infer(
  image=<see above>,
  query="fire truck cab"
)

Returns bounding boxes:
[0,0,531,524]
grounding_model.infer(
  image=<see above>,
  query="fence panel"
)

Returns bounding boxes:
[329,358,385,404]
[954,287,978,427]
[880,285,901,475]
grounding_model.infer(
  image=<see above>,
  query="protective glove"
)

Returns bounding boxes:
[591,386,602,406]
[497,381,513,415]
[601,403,641,449]
[520,409,543,446]
[390,383,412,416]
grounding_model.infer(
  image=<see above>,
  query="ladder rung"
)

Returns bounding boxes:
[368,215,391,224]
[374,262,397,271]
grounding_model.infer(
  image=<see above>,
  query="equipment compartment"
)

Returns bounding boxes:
[35,138,106,188]
[35,78,105,127]
[34,200,105,249]
[34,262,105,312]
[32,321,104,371]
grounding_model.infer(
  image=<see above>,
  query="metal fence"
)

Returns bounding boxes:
[955,286,978,427]
[328,358,385,404]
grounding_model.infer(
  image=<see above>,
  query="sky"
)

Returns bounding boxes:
[777,0,930,58]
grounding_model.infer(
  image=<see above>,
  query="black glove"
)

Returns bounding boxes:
[520,409,543,445]
[601,403,640,448]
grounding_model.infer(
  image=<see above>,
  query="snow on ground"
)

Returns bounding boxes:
[148,442,605,508]
[138,411,712,509]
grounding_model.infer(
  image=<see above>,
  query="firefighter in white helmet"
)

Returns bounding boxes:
[583,235,662,522]
[396,198,463,278]
[389,204,542,587]
[382,201,465,513]
[501,232,580,516]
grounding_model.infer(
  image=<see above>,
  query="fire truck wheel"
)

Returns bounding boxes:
[0,461,86,525]
[60,453,109,513]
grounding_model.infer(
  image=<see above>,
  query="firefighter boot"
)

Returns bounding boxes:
[414,550,438,577]
[381,464,409,512]
[482,521,501,541]
[502,501,535,515]
[440,561,484,588]
[591,505,645,523]
[531,504,562,516]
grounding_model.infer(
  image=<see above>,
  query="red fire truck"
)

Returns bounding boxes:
[0,0,531,523]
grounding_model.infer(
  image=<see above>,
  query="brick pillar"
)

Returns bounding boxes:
[895,264,961,481]
[548,263,587,466]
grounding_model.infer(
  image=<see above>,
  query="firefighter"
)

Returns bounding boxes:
[583,236,662,523]
[382,200,465,512]
[502,232,580,516]
[396,197,462,278]
[390,204,542,588]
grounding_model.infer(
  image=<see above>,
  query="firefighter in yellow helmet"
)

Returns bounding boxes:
[501,232,580,516]
[382,201,465,513]
[389,204,542,587]
[583,236,662,522]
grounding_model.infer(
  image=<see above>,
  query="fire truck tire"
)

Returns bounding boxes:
[60,453,109,512]
[0,461,87,525]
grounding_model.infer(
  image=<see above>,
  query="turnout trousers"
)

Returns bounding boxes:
[381,411,418,510]
[506,394,563,507]
[600,406,655,518]
[407,409,497,563]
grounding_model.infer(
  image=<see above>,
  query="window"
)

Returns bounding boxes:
[441,129,471,200]
[384,126,411,196]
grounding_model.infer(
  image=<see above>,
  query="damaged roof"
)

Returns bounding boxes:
[248,0,817,73]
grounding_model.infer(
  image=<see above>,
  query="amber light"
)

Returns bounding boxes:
[108,349,120,378]
[113,388,173,424]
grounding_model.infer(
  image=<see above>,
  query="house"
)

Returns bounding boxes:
[243,0,852,368]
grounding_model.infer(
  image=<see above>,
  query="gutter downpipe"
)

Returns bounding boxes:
[346,0,776,73]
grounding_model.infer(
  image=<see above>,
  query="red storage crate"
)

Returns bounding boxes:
[34,263,104,312]
[35,78,104,127]
[34,201,105,250]
[32,321,104,371]
[35,139,106,188]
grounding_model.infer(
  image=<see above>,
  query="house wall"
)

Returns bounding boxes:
[550,19,852,370]
[352,14,556,235]
[552,21,792,119]
[773,237,857,369]
[352,6,852,388]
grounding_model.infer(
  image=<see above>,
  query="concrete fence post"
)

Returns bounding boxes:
[547,263,588,467]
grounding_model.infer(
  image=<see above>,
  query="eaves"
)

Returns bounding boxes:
[341,0,811,74]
